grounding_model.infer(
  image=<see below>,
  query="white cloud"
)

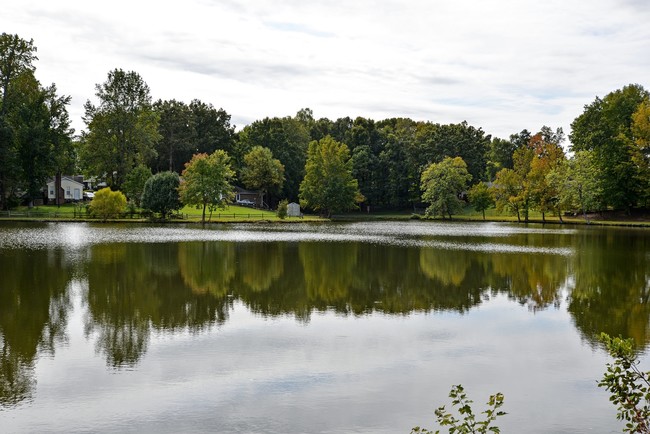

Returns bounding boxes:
[2,0,649,141]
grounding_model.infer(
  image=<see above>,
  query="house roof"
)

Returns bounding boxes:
[46,176,84,187]
[234,186,259,194]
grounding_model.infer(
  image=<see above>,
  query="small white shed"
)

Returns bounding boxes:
[287,202,301,217]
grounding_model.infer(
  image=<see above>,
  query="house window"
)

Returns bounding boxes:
[50,189,54,195]
[66,186,71,197]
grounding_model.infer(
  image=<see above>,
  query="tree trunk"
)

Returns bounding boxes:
[168,130,174,172]
[55,172,62,207]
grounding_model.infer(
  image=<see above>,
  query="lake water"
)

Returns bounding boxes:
[0,221,648,433]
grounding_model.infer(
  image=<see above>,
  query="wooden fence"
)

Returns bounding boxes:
[0,210,273,220]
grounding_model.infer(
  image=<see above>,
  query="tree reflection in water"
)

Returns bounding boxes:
[2,223,649,409]
[568,229,650,347]
[0,249,72,407]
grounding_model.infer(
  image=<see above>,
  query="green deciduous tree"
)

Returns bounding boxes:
[377,118,419,209]
[0,34,37,116]
[0,34,74,209]
[558,151,604,219]
[189,99,235,157]
[89,187,126,221]
[122,164,152,207]
[526,131,566,222]
[420,156,472,219]
[486,137,516,180]
[79,69,160,190]
[12,72,52,206]
[0,33,37,208]
[350,144,380,207]
[631,100,650,206]
[414,121,491,183]
[240,146,284,208]
[468,182,493,220]
[153,99,195,173]
[179,150,235,222]
[490,168,524,222]
[299,135,363,217]
[141,171,181,219]
[237,116,309,200]
[511,145,535,222]
[14,79,74,207]
[152,99,235,175]
[570,84,649,212]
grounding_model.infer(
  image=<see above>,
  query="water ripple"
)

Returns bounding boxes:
[0,221,575,256]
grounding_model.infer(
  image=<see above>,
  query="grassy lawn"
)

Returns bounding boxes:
[336,205,650,227]
[2,203,79,216]
[2,203,648,227]
[457,205,650,227]
[0,203,323,223]
[178,205,322,222]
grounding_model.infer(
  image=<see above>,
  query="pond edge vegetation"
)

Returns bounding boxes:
[2,33,650,225]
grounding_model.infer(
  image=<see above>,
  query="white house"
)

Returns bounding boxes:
[46,177,84,202]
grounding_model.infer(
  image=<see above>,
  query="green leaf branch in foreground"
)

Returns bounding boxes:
[412,384,506,434]
[599,333,650,433]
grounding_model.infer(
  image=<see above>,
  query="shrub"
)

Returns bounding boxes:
[141,171,182,219]
[89,188,127,221]
[599,333,650,433]
[412,384,506,434]
[277,199,288,219]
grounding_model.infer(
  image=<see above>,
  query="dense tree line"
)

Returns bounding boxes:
[0,34,74,209]
[2,33,649,217]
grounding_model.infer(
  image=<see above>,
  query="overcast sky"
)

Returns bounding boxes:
[2,0,649,142]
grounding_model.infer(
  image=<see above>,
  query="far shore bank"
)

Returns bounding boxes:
[2,212,650,228]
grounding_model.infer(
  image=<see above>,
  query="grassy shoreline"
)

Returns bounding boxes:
[0,203,324,224]
[332,208,650,228]
[1,204,649,228]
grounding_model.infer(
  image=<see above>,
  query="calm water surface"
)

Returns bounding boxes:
[0,221,649,433]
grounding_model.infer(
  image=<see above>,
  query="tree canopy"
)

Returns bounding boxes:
[240,146,284,208]
[179,150,235,222]
[0,33,73,209]
[79,69,160,190]
[141,171,181,218]
[237,115,309,200]
[468,182,493,220]
[570,84,650,212]
[299,135,363,217]
[122,164,152,206]
[420,156,472,219]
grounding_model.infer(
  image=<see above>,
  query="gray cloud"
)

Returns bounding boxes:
[139,53,313,86]
[2,0,648,141]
